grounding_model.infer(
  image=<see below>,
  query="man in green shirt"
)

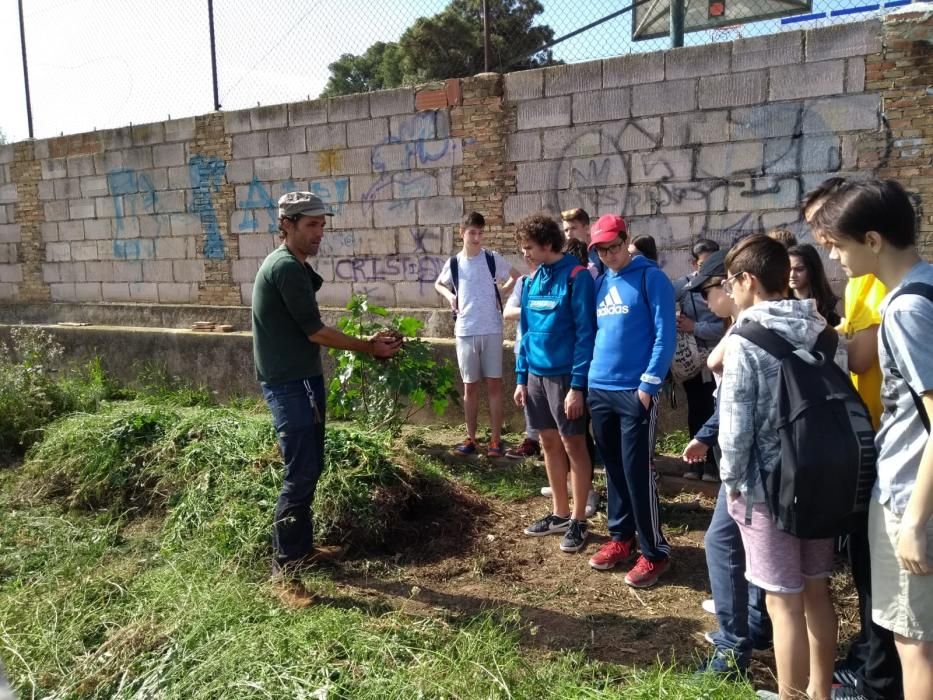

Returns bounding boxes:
[253,191,401,579]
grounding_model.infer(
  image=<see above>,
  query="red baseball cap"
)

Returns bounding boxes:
[588,214,627,250]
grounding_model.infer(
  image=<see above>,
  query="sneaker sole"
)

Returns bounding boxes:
[559,535,588,553]
[523,525,570,537]
[624,564,671,588]
[588,555,635,571]
[701,598,716,615]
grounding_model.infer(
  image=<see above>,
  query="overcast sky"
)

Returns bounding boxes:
[0,0,879,144]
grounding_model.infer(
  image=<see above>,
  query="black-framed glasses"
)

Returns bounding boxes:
[595,241,625,256]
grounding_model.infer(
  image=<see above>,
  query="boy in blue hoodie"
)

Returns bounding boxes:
[586,215,676,588]
[514,213,597,554]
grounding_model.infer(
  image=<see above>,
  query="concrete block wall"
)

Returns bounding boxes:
[0,15,929,311]
[503,21,891,281]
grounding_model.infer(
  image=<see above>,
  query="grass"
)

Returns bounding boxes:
[0,392,758,698]
[0,466,755,698]
[657,429,692,457]
[22,401,429,560]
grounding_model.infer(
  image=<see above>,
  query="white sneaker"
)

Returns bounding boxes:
[585,489,599,518]
[702,598,716,615]
[540,481,572,498]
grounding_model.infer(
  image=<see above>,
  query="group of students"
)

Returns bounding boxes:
[434,178,932,700]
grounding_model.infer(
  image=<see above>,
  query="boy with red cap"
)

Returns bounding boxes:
[586,214,677,587]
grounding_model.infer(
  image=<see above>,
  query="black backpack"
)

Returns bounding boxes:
[733,322,877,539]
[880,282,933,434]
[449,250,501,318]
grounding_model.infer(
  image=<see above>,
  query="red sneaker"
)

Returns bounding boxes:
[505,438,541,460]
[588,538,637,570]
[624,555,671,588]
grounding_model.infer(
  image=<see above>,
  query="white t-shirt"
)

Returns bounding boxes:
[505,275,525,344]
[437,248,511,337]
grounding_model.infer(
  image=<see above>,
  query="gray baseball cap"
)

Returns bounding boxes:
[278,191,334,219]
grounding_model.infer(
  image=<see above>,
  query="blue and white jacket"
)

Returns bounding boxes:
[516,253,596,390]
[588,255,676,396]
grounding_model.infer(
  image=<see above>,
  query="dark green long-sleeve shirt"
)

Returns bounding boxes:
[251,245,325,383]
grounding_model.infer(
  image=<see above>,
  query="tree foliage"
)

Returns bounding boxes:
[321,0,556,97]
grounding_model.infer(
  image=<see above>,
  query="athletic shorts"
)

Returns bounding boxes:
[728,496,834,594]
[870,499,933,641]
[455,334,503,383]
[525,373,587,436]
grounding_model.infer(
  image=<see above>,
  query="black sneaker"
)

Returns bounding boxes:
[523,512,571,537]
[559,519,588,552]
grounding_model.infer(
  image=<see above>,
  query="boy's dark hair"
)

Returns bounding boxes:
[516,213,564,253]
[691,238,719,260]
[462,211,485,228]
[788,244,839,322]
[811,179,917,249]
[725,234,790,296]
[801,176,848,219]
[766,227,798,249]
[631,234,658,261]
[564,237,589,266]
[560,208,590,226]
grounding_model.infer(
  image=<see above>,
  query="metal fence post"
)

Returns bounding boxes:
[18,0,34,138]
[670,0,686,48]
[208,0,221,110]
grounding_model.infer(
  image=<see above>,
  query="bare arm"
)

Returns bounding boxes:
[898,392,933,575]
[707,334,729,375]
[846,325,879,375]
[434,279,455,304]
[309,326,401,358]
[500,267,522,296]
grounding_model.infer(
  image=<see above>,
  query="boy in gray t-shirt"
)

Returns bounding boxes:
[811,179,933,700]
[434,211,519,457]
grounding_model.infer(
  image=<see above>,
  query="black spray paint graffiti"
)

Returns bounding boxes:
[544,105,895,253]
[333,255,445,284]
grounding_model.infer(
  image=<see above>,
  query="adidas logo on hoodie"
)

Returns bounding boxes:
[597,287,630,317]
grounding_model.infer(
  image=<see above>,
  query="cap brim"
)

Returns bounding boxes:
[682,275,710,293]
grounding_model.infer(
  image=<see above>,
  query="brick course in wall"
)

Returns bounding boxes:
[0,16,928,311]
[862,8,932,257]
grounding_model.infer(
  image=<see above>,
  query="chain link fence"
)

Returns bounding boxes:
[1,0,911,143]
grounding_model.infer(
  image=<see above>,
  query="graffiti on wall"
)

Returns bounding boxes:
[543,104,894,254]
[235,176,350,234]
[189,155,227,260]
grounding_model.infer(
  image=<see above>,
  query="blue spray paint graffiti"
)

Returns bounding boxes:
[106,168,161,258]
[236,177,349,233]
[188,155,227,260]
[363,112,471,209]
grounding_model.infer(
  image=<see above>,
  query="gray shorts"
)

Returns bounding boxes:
[870,499,933,641]
[525,373,587,436]
[455,334,503,383]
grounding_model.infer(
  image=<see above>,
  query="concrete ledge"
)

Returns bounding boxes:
[0,322,689,434]
[0,301,469,338]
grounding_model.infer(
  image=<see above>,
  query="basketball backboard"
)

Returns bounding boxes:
[633,0,812,41]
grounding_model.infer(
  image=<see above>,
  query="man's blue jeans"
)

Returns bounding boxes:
[261,376,326,567]
[705,484,772,669]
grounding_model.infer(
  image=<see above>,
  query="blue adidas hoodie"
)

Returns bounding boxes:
[516,253,596,389]
[589,255,676,395]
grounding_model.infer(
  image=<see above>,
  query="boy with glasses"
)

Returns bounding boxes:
[585,215,676,587]
[719,234,844,700]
